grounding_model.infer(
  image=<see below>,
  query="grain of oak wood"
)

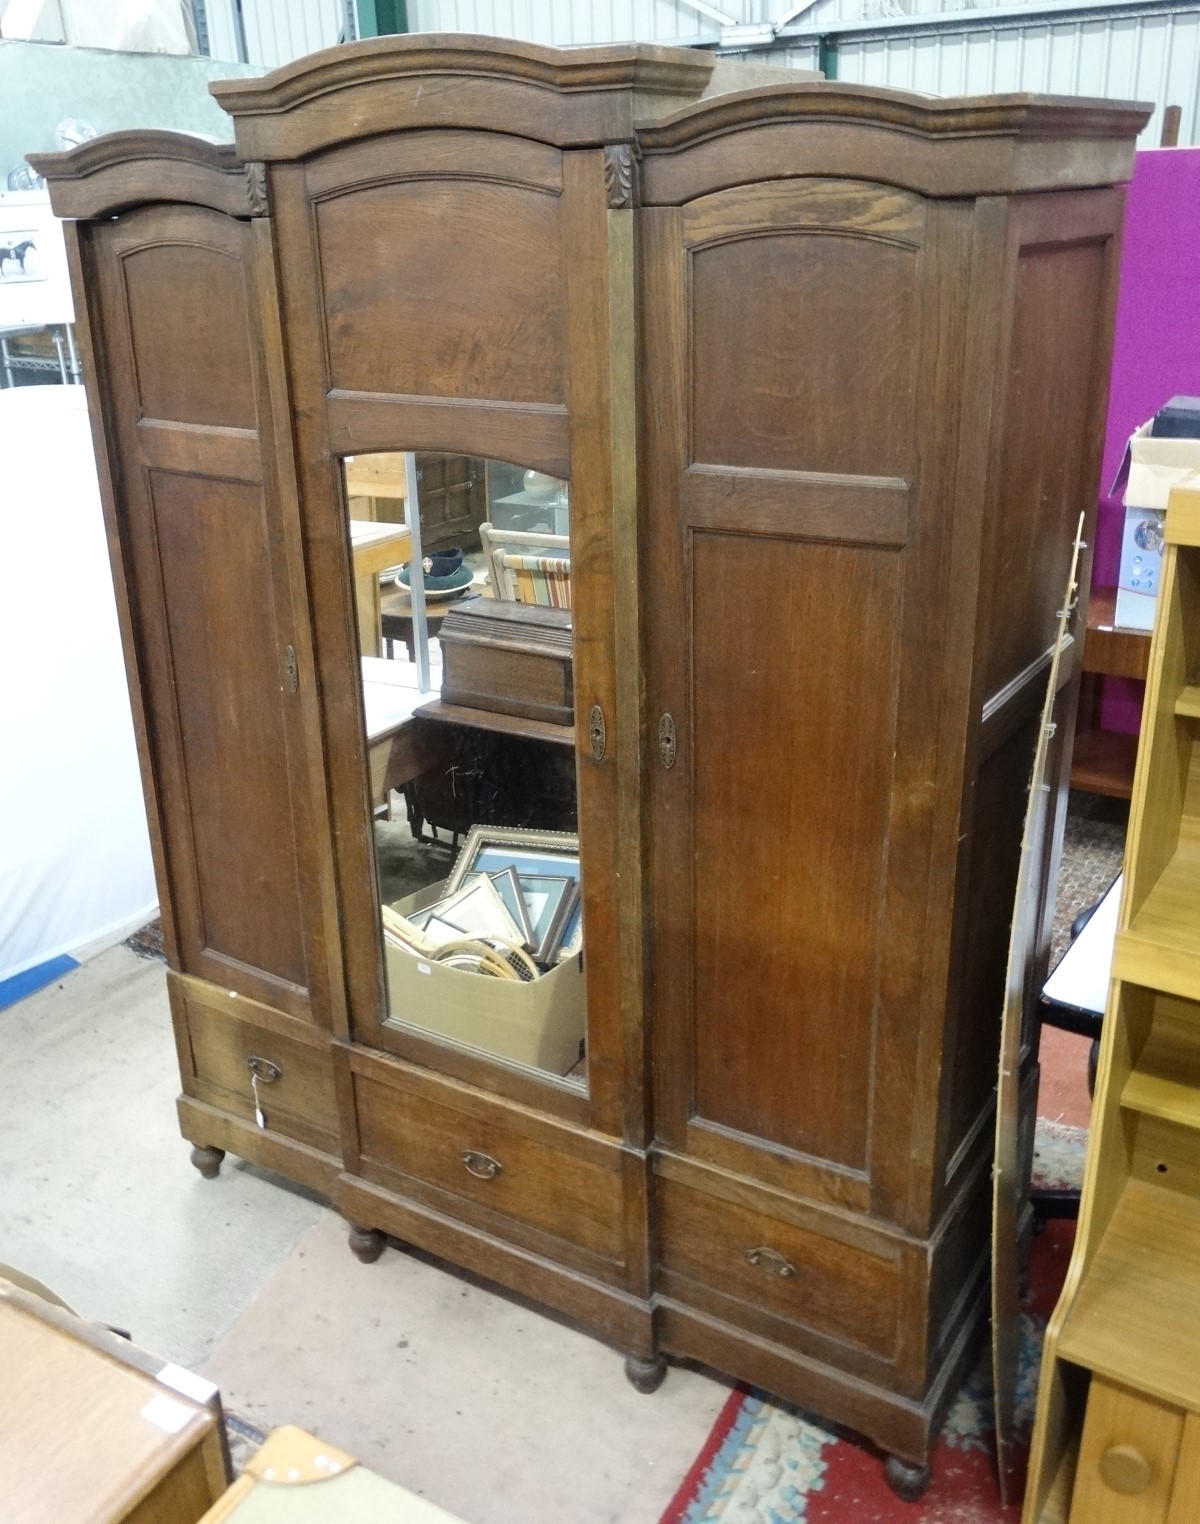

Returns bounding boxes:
[33,38,1150,1501]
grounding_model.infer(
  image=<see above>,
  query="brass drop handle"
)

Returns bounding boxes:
[1100,1444,1153,1495]
[247,1056,281,1084]
[462,1149,503,1181]
[744,1245,796,1278]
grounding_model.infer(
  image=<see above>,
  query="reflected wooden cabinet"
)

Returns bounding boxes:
[34,38,1148,1498]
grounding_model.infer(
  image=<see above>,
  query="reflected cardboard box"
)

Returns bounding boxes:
[384,881,585,1077]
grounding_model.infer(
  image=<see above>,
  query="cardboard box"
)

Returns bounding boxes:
[1112,420,1200,629]
[383,881,585,1076]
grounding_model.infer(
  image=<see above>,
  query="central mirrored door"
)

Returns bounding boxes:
[338,448,586,1089]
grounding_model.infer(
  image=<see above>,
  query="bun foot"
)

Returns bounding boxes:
[189,1144,225,1179]
[348,1224,386,1264]
[624,1353,668,1394]
[884,1456,931,1503]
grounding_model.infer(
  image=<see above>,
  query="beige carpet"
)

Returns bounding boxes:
[202,1213,730,1524]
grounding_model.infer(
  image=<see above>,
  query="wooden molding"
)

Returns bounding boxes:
[209,34,716,158]
[639,82,1153,151]
[637,83,1153,202]
[29,131,250,220]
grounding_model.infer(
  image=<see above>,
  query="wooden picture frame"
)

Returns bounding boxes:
[518,873,578,965]
[462,865,536,951]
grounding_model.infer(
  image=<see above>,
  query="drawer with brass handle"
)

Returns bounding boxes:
[462,1149,503,1181]
[351,1057,624,1264]
[175,975,338,1154]
[656,1174,902,1361]
[744,1245,797,1278]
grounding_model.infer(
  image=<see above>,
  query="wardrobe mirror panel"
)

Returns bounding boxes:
[339,450,585,1087]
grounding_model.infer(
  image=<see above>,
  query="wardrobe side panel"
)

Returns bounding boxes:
[83,207,314,1017]
[981,238,1109,700]
[939,189,1125,1192]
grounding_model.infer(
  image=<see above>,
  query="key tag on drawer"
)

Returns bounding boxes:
[247,1055,281,1131]
[251,1070,267,1130]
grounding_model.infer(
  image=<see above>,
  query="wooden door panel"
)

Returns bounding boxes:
[646,179,959,1217]
[415,452,487,553]
[689,533,901,1169]
[121,242,257,427]
[149,469,306,985]
[88,205,319,1019]
[315,178,565,405]
[690,232,918,477]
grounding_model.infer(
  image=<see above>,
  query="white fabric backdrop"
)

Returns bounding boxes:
[0,384,156,981]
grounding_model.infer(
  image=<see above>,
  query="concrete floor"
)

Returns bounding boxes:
[0,946,323,1366]
[0,945,728,1522]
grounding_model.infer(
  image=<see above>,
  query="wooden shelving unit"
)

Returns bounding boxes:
[1025,475,1200,1524]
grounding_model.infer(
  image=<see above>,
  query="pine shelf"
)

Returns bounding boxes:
[1114,833,1200,1001]
[1123,998,1200,1129]
[1025,479,1200,1523]
[1058,1179,1200,1413]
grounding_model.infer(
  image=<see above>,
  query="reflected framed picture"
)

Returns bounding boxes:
[447,827,579,893]
[447,827,580,964]
[518,874,578,964]
[557,898,583,962]
[462,865,536,951]
[421,876,523,948]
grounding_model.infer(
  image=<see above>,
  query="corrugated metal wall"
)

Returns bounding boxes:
[196,0,1200,149]
[821,6,1200,146]
[205,0,346,64]
[404,0,715,45]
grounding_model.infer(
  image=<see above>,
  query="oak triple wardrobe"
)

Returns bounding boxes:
[33,36,1147,1499]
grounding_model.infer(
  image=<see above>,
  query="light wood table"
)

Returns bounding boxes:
[0,1279,229,1523]
[350,520,411,657]
[362,656,445,806]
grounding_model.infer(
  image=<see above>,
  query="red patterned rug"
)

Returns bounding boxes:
[659,1123,1083,1523]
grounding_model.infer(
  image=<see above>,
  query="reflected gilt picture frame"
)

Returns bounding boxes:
[446,826,580,895]
[447,827,581,964]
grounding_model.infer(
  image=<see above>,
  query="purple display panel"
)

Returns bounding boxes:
[1097,147,1200,735]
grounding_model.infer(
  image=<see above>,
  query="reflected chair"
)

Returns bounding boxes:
[480,522,572,609]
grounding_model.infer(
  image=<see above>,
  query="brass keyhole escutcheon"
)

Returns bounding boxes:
[589,704,606,761]
[659,713,676,770]
[284,645,298,694]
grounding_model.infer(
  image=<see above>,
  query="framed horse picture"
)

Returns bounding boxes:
[0,229,43,283]
[0,190,72,329]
